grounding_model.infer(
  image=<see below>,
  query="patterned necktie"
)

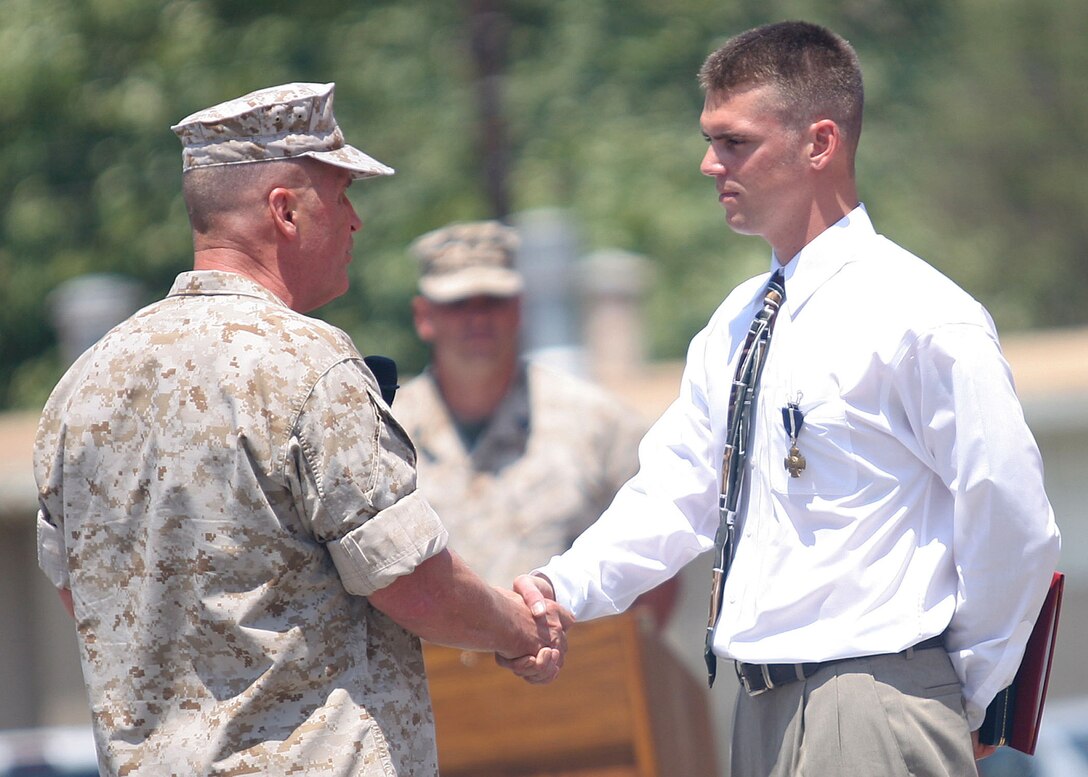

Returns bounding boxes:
[704,270,785,686]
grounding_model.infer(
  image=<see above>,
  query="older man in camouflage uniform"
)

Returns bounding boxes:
[34,83,569,777]
[394,222,677,625]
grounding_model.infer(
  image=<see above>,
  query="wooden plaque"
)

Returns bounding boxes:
[423,612,720,777]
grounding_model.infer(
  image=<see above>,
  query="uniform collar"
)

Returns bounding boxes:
[167,270,290,308]
[773,204,874,319]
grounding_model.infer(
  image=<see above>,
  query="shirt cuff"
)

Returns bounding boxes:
[533,557,623,621]
[326,490,448,596]
[953,618,1035,731]
[37,511,70,590]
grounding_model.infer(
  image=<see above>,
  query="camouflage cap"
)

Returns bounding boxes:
[171,82,394,180]
[411,221,523,303]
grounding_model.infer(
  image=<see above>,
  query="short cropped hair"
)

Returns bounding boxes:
[699,21,864,150]
[181,158,312,235]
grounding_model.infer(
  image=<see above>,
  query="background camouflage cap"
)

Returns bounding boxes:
[411,221,523,303]
[171,82,394,179]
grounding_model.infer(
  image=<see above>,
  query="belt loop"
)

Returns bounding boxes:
[760,664,776,691]
[794,663,806,682]
[734,661,752,695]
[905,646,915,660]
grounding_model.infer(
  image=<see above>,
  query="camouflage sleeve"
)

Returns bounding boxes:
[289,358,448,596]
[34,360,83,592]
[36,508,70,589]
[597,403,648,507]
[609,411,647,485]
[561,397,648,547]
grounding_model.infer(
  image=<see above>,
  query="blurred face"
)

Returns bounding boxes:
[700,85,811,257]
[413,294,521,368]
[291,163,362,311]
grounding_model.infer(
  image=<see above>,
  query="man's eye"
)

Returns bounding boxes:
[704,135,744,148]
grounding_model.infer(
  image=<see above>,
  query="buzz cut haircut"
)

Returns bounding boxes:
[699,21,864,150]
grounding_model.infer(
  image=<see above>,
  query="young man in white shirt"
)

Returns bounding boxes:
[508,21,1060,777]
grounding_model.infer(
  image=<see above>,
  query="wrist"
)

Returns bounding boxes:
[530,572,556,601]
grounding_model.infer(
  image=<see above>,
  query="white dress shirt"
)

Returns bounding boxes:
[539,205,1060,728]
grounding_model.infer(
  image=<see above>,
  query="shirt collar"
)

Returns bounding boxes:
[167,270,290,308]
[773,203,874,318]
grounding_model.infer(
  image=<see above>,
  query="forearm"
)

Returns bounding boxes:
[368,549,549,658]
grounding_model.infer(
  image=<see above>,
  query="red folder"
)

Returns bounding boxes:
[978,571,1064,754]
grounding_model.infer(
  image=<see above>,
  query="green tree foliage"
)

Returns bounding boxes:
[904,0,1088,331]
[0,0,1083,410]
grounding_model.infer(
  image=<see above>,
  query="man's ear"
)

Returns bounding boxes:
[412,296,436,343]
[269,187,299,238]
[808,119,840,171]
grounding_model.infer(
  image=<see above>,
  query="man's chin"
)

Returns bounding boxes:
[723,216,754,236]
[460,348,502,362]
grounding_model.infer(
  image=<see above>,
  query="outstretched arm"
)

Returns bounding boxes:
[368,550,573,684]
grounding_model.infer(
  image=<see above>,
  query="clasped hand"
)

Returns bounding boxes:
[495,574,573,684]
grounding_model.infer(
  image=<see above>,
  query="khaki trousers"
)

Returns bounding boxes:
[730,646,977,777]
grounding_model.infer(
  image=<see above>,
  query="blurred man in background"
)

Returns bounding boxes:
[395,220,678,627]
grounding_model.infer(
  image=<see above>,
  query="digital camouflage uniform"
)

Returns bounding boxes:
[35,271,447,776]
[393,361,646,586]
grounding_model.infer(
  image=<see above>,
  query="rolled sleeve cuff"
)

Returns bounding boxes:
[326,490,448,596]
[37,511,70,590]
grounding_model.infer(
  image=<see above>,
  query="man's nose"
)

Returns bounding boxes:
[700,145,724,177]
[466,300,494,317]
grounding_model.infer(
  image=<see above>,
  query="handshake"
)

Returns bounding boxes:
[369,551,574,684]
[493,573,574,685]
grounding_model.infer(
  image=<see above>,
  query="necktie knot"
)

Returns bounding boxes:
[766,270,785,306]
